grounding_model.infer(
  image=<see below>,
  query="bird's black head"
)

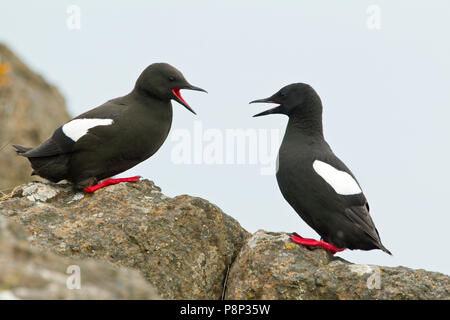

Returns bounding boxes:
[250,83,321,117]
[134,63,207,114]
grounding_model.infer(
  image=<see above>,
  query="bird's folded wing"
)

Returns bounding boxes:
[343,205,381,243]
[19,127,75,157]
[23,100,128,158]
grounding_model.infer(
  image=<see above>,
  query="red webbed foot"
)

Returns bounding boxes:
[290,232,345,255]
[83,176,141,193]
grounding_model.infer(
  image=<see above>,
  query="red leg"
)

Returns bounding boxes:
[290,232,345,255]
[83,176,141,193]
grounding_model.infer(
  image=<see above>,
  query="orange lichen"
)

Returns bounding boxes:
[0,62,11,87]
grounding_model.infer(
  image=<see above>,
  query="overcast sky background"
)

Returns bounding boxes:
[1,1,449,275]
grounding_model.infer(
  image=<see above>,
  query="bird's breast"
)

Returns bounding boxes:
[108,103,173,162]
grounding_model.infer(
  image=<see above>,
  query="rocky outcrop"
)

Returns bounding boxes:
[0,180,448,300]
[224,230,449,300]
[0,216,159,299]
[0,180,250,299]
[0,43,71,191]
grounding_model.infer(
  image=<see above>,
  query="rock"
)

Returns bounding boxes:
[0,43,71,191]
[1,181,447,300]
[0,216,159,299]
[0,180,250,299]
[224,230,450,300]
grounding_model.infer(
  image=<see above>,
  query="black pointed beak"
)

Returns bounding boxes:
[172,84,207,115]
[252,106,282,117]
[249,97,275,104]
[249,97,282,117]
[186,84,207,94]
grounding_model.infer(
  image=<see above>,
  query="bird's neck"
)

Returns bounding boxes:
[132,86,162,101]
[127,89,173,120]
[130,88,168,107]
[287,103,324,139]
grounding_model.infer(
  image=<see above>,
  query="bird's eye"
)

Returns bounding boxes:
[169,76,175,81]
[280,92,286,97]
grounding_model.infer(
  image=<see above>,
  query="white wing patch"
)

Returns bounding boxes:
[312,160,362,195]
[62,118,114,142]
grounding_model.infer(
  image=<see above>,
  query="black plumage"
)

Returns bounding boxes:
[14,63,206,190]
[251,83,391,254]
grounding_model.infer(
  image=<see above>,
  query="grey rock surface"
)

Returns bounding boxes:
[224,230,450,300]
[0,180,250,299]
[1,181,448,300]
[0,216,160,299]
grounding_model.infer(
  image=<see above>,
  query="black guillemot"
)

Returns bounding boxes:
[251,83,391,255]
[14,63,206,192]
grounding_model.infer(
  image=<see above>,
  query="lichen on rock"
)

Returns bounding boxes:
[0,179,250,299]
[0,215,160,299]
[0,181,448,300]
[224,230,450,300]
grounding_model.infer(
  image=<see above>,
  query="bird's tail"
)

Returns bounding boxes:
[12,144,69,182]
[12,144,32,155]
[377,242,392,256]
[13,144,38,175]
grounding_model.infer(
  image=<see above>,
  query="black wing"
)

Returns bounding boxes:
[16,127,75,158]
[17,98,128,158]
[319,151,391,253]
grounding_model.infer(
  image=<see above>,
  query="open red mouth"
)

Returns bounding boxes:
[172,88,196,114]
[171,85,207,114]
[172,88,186,104]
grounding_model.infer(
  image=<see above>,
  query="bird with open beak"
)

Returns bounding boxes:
[251,83,391,255]
[14,63,207,192]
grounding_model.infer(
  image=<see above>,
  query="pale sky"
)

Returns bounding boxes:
[1,0,449,276]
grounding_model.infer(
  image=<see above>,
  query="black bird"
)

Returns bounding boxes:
[14,63,206,192]
[250,83,391,255]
